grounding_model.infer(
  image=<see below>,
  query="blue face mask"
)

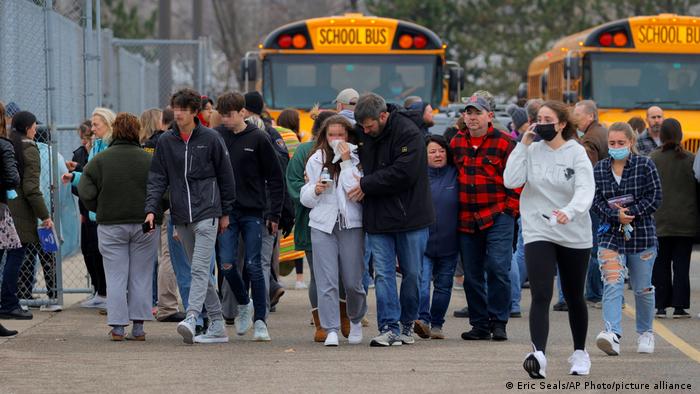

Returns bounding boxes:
[609,146,630,160]
[390,86,403,95]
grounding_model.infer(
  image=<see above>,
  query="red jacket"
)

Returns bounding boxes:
[450,126,520,233]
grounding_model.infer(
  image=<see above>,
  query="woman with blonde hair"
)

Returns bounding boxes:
[62,107,116,309]
[592,122,661,356]
[139,108,163,145]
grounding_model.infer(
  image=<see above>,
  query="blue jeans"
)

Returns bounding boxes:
[217,215,265,322]
[369,227,429,335]
[599,247,657,336]
[0,247,26,312]
[419,254,458,328]
[585,212,602,302]
[459,214,514,329]
[509,219,525,313]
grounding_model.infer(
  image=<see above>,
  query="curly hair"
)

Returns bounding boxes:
[112,112,141,143]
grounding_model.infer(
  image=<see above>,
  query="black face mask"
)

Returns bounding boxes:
[534,123,557,141]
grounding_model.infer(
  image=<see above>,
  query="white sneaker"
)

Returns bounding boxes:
[596,330,620,356]
[523,345,546,379]
[81,295,106,309]
[295,281,308,290]
[40,304,63,312]
[234,301,253,336]
[176,314,197,344]
[637,331,655,354]
[568,350,591,375]
[324,331,339,346]
[348,321,363,344]
[194,319,229,344]
[253,320,271,342]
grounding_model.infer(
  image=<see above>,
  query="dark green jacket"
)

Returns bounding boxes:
[286,141,313,251]
[650,148,698,237]
[8,140,50,243]
[78,140,162,225]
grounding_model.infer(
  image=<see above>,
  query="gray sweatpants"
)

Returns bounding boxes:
[98,224,159,326]
[174,218,223,321]
[311,225,367,333]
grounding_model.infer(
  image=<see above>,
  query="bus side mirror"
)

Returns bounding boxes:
[240,57,257,82]
[565,55,581,80]
[563,91,578,103]
[517,82,528,100]
[448,67,465,102]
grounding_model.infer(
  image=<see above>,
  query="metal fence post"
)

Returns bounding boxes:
[95,0,102,107]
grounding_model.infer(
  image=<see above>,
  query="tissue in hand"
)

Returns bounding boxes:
[329,140,358,164]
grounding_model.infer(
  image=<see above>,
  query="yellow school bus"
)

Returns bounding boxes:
[524,14,700,151]
[241,13,464,137]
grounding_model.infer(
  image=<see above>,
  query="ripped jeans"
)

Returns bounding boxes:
[598,247,656,336]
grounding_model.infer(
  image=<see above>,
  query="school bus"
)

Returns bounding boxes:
[240,13,464,137]
[524,14,700,151]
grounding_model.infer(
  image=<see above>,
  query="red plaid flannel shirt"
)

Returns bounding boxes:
[450,126,520,233]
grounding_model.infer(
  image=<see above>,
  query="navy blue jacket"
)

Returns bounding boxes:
[425,164,459,258]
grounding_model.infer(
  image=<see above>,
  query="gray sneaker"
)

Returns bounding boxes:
[370,331,402,347]
[176,314,197,344]
[399,323,415,344]
[235,301,253,336]
[194,319,229,344]
[253,320,271,341]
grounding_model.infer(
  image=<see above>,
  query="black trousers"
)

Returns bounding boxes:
[653,236,693,310]
[525,241,590,353]
[81,220,106,296]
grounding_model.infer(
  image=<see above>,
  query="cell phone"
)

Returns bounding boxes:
[142,221,154,233]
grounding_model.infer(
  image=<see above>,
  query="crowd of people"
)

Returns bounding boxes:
[0,85,698,379]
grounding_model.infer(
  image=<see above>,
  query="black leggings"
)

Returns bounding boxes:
[525,241,590,353]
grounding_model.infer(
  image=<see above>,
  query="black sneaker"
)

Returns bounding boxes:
[655,308,667,318]
[453,306,469,318]
[0,323,18,337]
[673,309,691,319]
[158,311,186,323]
[0,307,33,320]
[552,302,568,312]
[510,311,522,318]
[491,324,508,341]
[461,327,491,340]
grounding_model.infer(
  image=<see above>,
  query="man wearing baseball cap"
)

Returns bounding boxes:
[450,94,520,342]
[334,88,359,125]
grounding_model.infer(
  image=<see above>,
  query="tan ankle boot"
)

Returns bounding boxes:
[312,309,327,342]
[340,300,350,338]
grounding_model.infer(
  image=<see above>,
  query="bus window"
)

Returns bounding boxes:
[587,53,700,109]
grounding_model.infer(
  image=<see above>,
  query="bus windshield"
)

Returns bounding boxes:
[262,54,441,109]
[585,53,700,109]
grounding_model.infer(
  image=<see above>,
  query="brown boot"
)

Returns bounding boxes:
[312,309,327,342]
[339,300,350,338]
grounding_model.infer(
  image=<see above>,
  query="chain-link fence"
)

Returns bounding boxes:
[0,0,211,308]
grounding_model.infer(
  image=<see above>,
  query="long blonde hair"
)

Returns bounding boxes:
[92,107,116,144]
[139,108,163,143]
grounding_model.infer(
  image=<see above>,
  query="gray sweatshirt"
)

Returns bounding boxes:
[504,140,595,249]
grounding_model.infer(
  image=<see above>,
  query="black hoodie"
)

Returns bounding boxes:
[356,103,434,233]
[215,122,284,222]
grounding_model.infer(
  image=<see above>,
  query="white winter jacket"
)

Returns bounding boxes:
[300,149,363,234]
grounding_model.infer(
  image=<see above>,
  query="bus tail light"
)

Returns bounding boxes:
[613,32,628,47]
[398,34,413,49]
[413,35,427,49]
[292,34,307,49]
[598,33,613,47]
[278,35,293,49]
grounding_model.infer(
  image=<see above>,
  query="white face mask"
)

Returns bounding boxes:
[577,130,585,139]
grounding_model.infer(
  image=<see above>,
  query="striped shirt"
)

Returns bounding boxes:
[275,126,300,158]
[592,155,662,254]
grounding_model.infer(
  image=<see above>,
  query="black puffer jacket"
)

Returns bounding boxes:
[357,103,434,233]
[145,119,236,225]
[0,137,20,205]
